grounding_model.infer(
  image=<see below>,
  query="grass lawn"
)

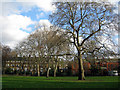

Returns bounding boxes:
[2,75,120,88]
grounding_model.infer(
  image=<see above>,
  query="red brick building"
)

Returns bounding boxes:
[70,59,119,75]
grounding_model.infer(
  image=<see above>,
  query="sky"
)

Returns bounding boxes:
[0,0,119,49]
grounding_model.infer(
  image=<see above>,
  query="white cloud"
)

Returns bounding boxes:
[34,19,52,32]
[108,0,119,4]
[108,0,119,14]
[33,0,55,12]
[2,0,55,16]
[38,19,52,27]
[2,2,22,16]
[0,14,35,49]
[1,1,54,49]
[2,0,118,16]
[97,35,118,53]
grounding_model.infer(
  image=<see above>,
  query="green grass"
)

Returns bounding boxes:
[2,75,120,88]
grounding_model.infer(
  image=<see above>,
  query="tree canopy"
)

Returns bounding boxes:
[49,1,118,80]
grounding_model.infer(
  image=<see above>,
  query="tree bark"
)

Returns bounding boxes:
[54,61,58,77]
[46,67,50,78]
[37,64,40,76]
[46,60,50,78]
[78,50,85,80]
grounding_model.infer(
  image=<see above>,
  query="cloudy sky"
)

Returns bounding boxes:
[0,0,119,49]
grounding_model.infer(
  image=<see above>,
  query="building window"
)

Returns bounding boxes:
[111,64,113,70]
[16,64,19,67]
[65,67,68,69]
[73,64,76,69]
[17,67,19,70]
[114,65,118,70]
[13,68,14,71]
[102,64,106,67]
[40,69,43,72]
[25,68,27,71]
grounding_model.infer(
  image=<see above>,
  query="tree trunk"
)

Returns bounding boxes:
[2,62,5,74]
[2,68,5,75]
[46,59,50,78]
[37,64,40,76]
[54,61,58,77]
[46,67,50,78]
[78,51,85,80]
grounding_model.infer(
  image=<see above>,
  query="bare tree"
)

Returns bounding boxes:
[16,29,46,76]
[47,29,71,77]
[15,25,72,77]
[2,45,11,74]
[43,26,71,77]
[49,1,118,80]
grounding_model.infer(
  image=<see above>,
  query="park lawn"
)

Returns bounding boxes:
[2,75,120,88]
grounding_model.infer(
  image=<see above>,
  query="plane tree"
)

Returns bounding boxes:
[15,26,49,76]
[41,26,71,77]
[49,1,118,80]
[15,25,72,77]
[46,28,71,77]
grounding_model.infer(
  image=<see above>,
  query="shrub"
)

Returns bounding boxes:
[90,65,101,76]
[26,70,30,75]
[5,68,13,74]
[49,69,54,76]
[13,70,18,74]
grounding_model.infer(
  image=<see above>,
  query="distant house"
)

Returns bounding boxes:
[69,58,119,76]
[4,57,119,76]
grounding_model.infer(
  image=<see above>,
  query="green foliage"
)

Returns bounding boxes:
[49,68,54,76]
[90,65,101,76]
[5,68,13,74]
[13,70,18,74]
[18,70,25,75]
[66,63,73,76]
[26,70,31,75]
